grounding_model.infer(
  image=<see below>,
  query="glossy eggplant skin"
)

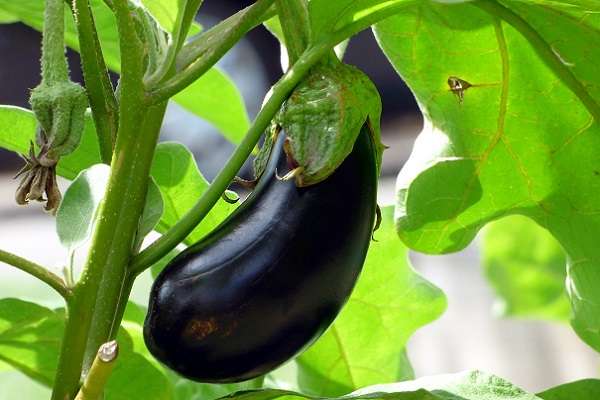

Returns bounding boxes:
[144,128,377,383]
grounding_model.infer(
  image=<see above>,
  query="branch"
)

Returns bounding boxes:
[145,0,204,86]
[131,42,331,274]
[0,249,70,301]
[275,0,310,65]
[51,1,155,398]
[148,0,275,103]
[73,0,119,163]
[75,341,119,400]
[41,0,69,84]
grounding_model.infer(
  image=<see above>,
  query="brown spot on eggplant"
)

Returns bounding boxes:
[144,127,378,383]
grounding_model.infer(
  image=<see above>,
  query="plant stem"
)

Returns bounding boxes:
[131,42,330,273]
[0,249,70,301]
[42,0,69,84]
[82,102,166,371]
[176,3,275,70]
[275,0,310,65]
[74,341,119,400]
[145,0,204,86]
[474,0,600,122]
[148,0,275,104]
[51,0,159,398]
[72,0,119,164]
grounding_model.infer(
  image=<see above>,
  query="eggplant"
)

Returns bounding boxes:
[144,127,378,383]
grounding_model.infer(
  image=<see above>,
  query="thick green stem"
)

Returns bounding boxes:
[42,0,69,84]
[148,0,275,103]
[0,249,70,300]
[51,1,158,398]
[131,43,330,273]
[82,102,166,371]
[72,0,119,163]
[275,0,310,65]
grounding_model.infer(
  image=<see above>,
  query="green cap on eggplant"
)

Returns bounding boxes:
[255,60,385,187]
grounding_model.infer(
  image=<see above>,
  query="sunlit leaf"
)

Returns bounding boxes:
[151,142,237,244]
[537,379,600,400]
[374,0,600,352]
[481,215,569,321]
[222,371,541,400]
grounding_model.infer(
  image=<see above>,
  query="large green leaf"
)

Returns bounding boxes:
[151,142,236,244]
[221,371,541,400]
[374,0,600,352]
[481,215,569,321]
[295,207,446,396]
[0,298,173,398]
[537,379,600,400]
[0,0,249,144]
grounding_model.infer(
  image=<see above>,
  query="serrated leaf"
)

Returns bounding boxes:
[373,0,600,352]
[294,207,446,396]
[151,142,236,244]
[481,215,569,321]
[135,178,164,250]
[537,379,600,400]
[221,371,541,400]
[56,164,111,252]
[0,0,248,144]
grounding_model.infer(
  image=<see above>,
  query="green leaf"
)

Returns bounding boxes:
[0,106,101,179]
[56,164,111,252]
[171,68,250,144]
[0,0,249,144]
[373,0,600,352]
[0,9,16,23]
[0,298,63,386]
[222,371,541,400]
[140,0,182,34]
[0,297,171,398]
[537,379,600,400]
[105,352,174,400]
[150,142,236,244]
[308,0,419,43]
[294,207,446,396]
[481,215,569,322]
[135,178,164,250]
[170,374,263,400]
